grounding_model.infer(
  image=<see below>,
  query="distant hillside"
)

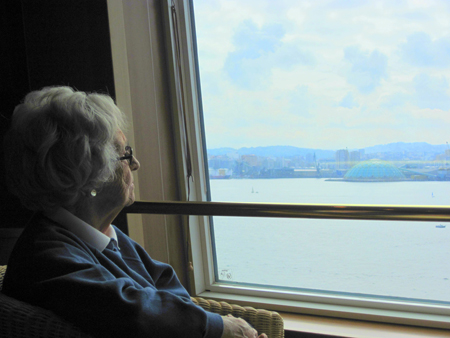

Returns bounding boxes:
[208,142,447,159]
[238,146,335,159]
[363,142,446,154]
[208,146,334,159]
[206,147,237,156]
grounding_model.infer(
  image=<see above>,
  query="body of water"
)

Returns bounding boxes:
[210,178,450,303]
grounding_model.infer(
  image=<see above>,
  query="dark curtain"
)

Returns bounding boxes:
[0,0,127,234]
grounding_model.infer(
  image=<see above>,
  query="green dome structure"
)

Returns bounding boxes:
[344,159,406,182]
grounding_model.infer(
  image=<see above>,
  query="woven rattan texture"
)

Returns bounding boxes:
[0,265,5,291]
[0,265,92,338]
[192,297,284,338]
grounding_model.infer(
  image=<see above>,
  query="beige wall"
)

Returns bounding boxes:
[107,0,189,288]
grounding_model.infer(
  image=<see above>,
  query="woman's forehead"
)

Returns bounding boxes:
[115,130,127,148]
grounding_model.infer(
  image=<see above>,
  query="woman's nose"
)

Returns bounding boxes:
[131,156,140,171]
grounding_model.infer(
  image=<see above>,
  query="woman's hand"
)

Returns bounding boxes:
[221,314,268,338]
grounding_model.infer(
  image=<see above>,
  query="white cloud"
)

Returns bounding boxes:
[194,0,450,150]
[413,73,450,110]
[339,92,359,109]
[343,46,388,94]
[400,32,450,68]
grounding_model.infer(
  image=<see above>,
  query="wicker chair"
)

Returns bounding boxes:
[0,265,284,338]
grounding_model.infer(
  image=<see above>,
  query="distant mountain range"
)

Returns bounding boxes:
[364,142,447,154]
[207,142,448,159]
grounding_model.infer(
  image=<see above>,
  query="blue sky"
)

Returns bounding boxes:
[193,0,450,150]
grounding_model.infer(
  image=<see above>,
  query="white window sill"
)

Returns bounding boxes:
[281,312,450,338]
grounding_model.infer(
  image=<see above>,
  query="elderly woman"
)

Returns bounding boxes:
[3,86,266,338]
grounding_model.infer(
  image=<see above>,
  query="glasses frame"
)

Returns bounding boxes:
[118,146,133,165]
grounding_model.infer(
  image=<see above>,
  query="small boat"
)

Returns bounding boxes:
[436,224,446,228]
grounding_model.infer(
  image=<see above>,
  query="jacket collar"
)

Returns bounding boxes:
[45,208,118,252]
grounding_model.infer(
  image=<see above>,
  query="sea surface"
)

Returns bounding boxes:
[209,178,450,303]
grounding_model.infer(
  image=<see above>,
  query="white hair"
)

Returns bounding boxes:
[3,86,126,212]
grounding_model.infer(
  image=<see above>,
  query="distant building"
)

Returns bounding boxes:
[435,153,447,162]
[349,151,360,167]
[261,157,276,170]
[335,149,349,169]
[359,149,365,160]
[241,154,258,167]
[208,155,233,170]
[282,157,292,168]
[305,153,314,165]
[344,159,406,182]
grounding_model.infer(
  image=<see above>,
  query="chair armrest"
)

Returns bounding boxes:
[0,265,6,291]
[0,291,92,338]
[191,296,284,338]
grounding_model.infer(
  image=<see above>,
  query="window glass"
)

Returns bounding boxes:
[192,0,450,304]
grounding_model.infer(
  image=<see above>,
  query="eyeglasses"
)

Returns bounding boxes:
[118,146,134,165]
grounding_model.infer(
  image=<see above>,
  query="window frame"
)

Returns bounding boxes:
[163,0,450,329]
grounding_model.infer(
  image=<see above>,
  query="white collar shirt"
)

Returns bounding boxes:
[45,208,118,252]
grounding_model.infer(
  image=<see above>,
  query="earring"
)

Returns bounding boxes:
[91,189,97,197]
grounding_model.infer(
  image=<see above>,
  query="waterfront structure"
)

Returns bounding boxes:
[344,159,406,182]
[209,168,232,179]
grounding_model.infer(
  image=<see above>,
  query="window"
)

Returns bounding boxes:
[165,0,450,328]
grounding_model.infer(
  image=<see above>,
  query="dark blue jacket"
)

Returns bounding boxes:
[3,214,223,338]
